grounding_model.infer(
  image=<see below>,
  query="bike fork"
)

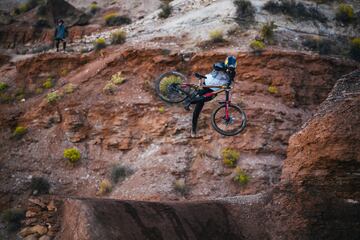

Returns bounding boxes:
[225,90,230,121]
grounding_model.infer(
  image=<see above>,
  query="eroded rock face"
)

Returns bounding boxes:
[267,70,360,239]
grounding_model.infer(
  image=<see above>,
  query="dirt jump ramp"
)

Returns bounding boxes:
[59,194,270,240]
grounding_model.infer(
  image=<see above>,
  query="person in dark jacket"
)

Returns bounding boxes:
[184,56,237,137]
[54,19,68,52]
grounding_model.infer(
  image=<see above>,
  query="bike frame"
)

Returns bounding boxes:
[177,81,232,121]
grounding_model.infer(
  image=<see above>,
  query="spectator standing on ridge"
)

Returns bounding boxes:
[54,19,68,52]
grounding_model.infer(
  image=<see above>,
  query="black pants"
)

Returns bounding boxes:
[191,88,214,134]
[56,38,66,51]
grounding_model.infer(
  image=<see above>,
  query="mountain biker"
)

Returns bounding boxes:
[184,56,237,137]
[54,19,68,52]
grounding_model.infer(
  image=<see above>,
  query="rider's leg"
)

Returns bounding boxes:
[56,40,60,52]
[192,100,205,136]
[63,40,66,51]
[184,89,212,111]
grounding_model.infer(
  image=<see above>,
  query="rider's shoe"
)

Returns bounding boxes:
[190,130,197,138]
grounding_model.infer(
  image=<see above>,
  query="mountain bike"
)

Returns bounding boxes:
[155,71,247,136]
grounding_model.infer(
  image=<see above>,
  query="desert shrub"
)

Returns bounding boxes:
[336,4,355,24]
[64,83,76,94]
[0,82,8,91]
[350,38,360,61]
[94,38,106,51]
[158,106,165,113]
[209,30,225,43]
[0,93,13,103]
[111,30,126,44]
[263,0,327,22]
[34,18,51,28]
[260,21,277,43]
[268,85,278,94]
[173,179,188,196]
[222,148,240,167]
[233,167,249,185]
[36,4,47,16]
[17,0,40,14]
[159,75,183,94]
[35,88,43,94]
[159,3,172,19]
[111,165,133,183]
[46,91,60,103]
[90,1,99,14]
[63,147,81,164]
[60,69,69,77]
[104,13,131,26]
[43,78,53,89]
[111,72,125,85]
[103,82,117,95]
[250,40,266,51]
[13,126,27,138]
[303,36,331,55]
[97,179,112,195]
[234,0,255,23]
[30,177,50,195]
[1,208,25,232]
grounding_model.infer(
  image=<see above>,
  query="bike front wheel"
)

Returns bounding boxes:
[211,104,247,136]
[155,71,190,103]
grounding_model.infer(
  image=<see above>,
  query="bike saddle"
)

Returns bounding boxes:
[195,73,207,79]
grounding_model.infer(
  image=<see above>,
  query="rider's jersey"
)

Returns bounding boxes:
[205,69,230,91]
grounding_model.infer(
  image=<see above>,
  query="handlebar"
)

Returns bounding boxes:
[194,72,207,79]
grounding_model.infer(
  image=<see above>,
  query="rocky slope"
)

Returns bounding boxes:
[0,0,359,239]
[54,69,359,240]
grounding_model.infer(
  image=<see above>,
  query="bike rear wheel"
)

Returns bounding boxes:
[155,71,190,103]
[211,104,247,136]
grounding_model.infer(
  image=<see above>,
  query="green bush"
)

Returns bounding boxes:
[263,0,327,22]
[64,83,76,94]
[111,165,133,183]
[103,82,117,95]
[159,75,183,94]
[350,38,360,61]
[35,88,43,94]
[159,3,172,19]
[90,1,99,14]
[233,167,249,185]
[222,148,240,167]
[36,4,47,16]
[111,30,126,44]
[173,179,188,196]
[17,0,40,14]
[63,147,81,164]
[268,85,278,94]
[46,91,60,103]
[13,126,27,138]
[0,82,8,91]
[209,30,225,43]
[97,179,112,195]
[336,4,355,24]
[43,78,53,89]
[104,13,131,26]
[303,36,332,55]
[1,208,25,232]
[111,72,125,85]
[260,21,277,43]
[30,177,50,195]
[94,38,106,51]
[158,106,165,113]
[0,93,13,103]
[250,40,266,51]
[234,0,255,23]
